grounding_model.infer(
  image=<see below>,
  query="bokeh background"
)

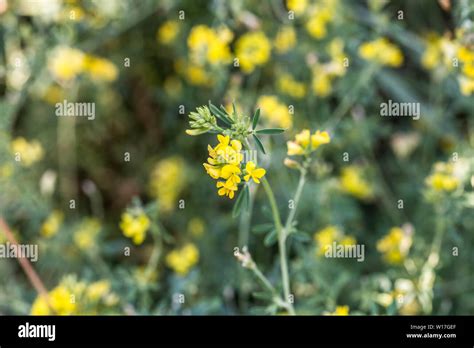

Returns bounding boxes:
[0,0,473,315]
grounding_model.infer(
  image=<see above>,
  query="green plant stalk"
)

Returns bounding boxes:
[284,166,307,236]
[261,177,295,314]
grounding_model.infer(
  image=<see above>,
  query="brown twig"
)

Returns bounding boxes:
[0,217,51,307]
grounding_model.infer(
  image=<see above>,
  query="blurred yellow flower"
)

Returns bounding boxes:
[287,0,308,15]
[314,225,356,256]
[305,7,332,39]
[274,26,296,54]
[187,25,232,66]
[376,227,412,265]
[73,218,101,250]
[86,280,111,301]
[359,38,404,67]
[287,129,330,156]
[425,161,459,192]
[175,59,213,86]
[149,156,186,213]
[166,243,199,276]
[40,210,64,238]
[83,55,118,82]
[235,31,271,73]
[187,217,205,238]
[42,84,66,105]
[458,76,474,96]
[10,137,44,167]
[48,46,85,81]
[119,211,150,245]
[277,73,306,99]
[157,20,180,44]
[339,165,374,200]
[324,305,350,315]
[31,285,77,315]
[257,95,292,128]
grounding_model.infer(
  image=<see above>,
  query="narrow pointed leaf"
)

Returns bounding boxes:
[232,187,246,218]
[209,101,232,126]
[252,108,260,130]
[252,134,266,154]
[256,128,285,135]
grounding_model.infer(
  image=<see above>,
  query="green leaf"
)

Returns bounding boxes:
[232,102,237,117]
[209,101,232,126]
[252,134,266,154]
[252,108,260,130]
[256,128,285,135]
[232,186,248,218]
[252,223,274,234]
[289,231,311,242]
[264,230,277,246]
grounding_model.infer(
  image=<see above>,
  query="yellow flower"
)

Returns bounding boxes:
[221,164,242,185]
[314,225,341,255]
[235,31,271,73]
[216,180,238,199]
[166,243,199,276]
[376,227,412,265]
[359,38,404,67]
[257,95,292,128]
[10,137,44,167]
[187,217,205,237]
[277,73,306,99]
[48,46,85,81]
[287,0,308,15]
[187,25,232,66]
[287,129,331,156]
[305,7,332,39]
[149,156,186,213]
[425,161,459,192]
[312,71,332,97]
[73,218,101,250]
[175,59,213,86]
[83,55,118,82]
[157,20,180,44]
[86,280,111,301]
[31,285,77,315]
[244,161,266,183]
[40,210,64,238]
[119,212,150,245]
[42,84,65,105]
[339,165,374,200]
[458,76,474,96]
[324,305,349,315]
[274,26,296,54]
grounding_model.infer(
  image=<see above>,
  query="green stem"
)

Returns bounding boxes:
[261,177,295,315]
[284,167,307,236]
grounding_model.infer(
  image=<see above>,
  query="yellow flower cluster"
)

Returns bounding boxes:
[339,165,374,200]
[287,0,308,15]
[421,32,474,95]
[274,26,296,54]
[149,156,186,213]
[10,137,44,167]
[359,38,404,67]
[257,95,293,128]
[31,277,117,315]
[48,46,118,82]
[425,161,459,192]
[157,20,180,45]
[305,1,337,40]
[188,25,232,66]
[203,135,266,199]
[165,243,199,276]
[324,305,350,315]
[277,73,306,99]
[235,31,271,73]
[311,38,347,96]
[187,217,205,238]
[73,218,101,250]
[313,225,356,256]
[119,211,150,245]
[287,129,331,156]
[376,227,412,265]
[40,210,64,238]
[175,58,213,87]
